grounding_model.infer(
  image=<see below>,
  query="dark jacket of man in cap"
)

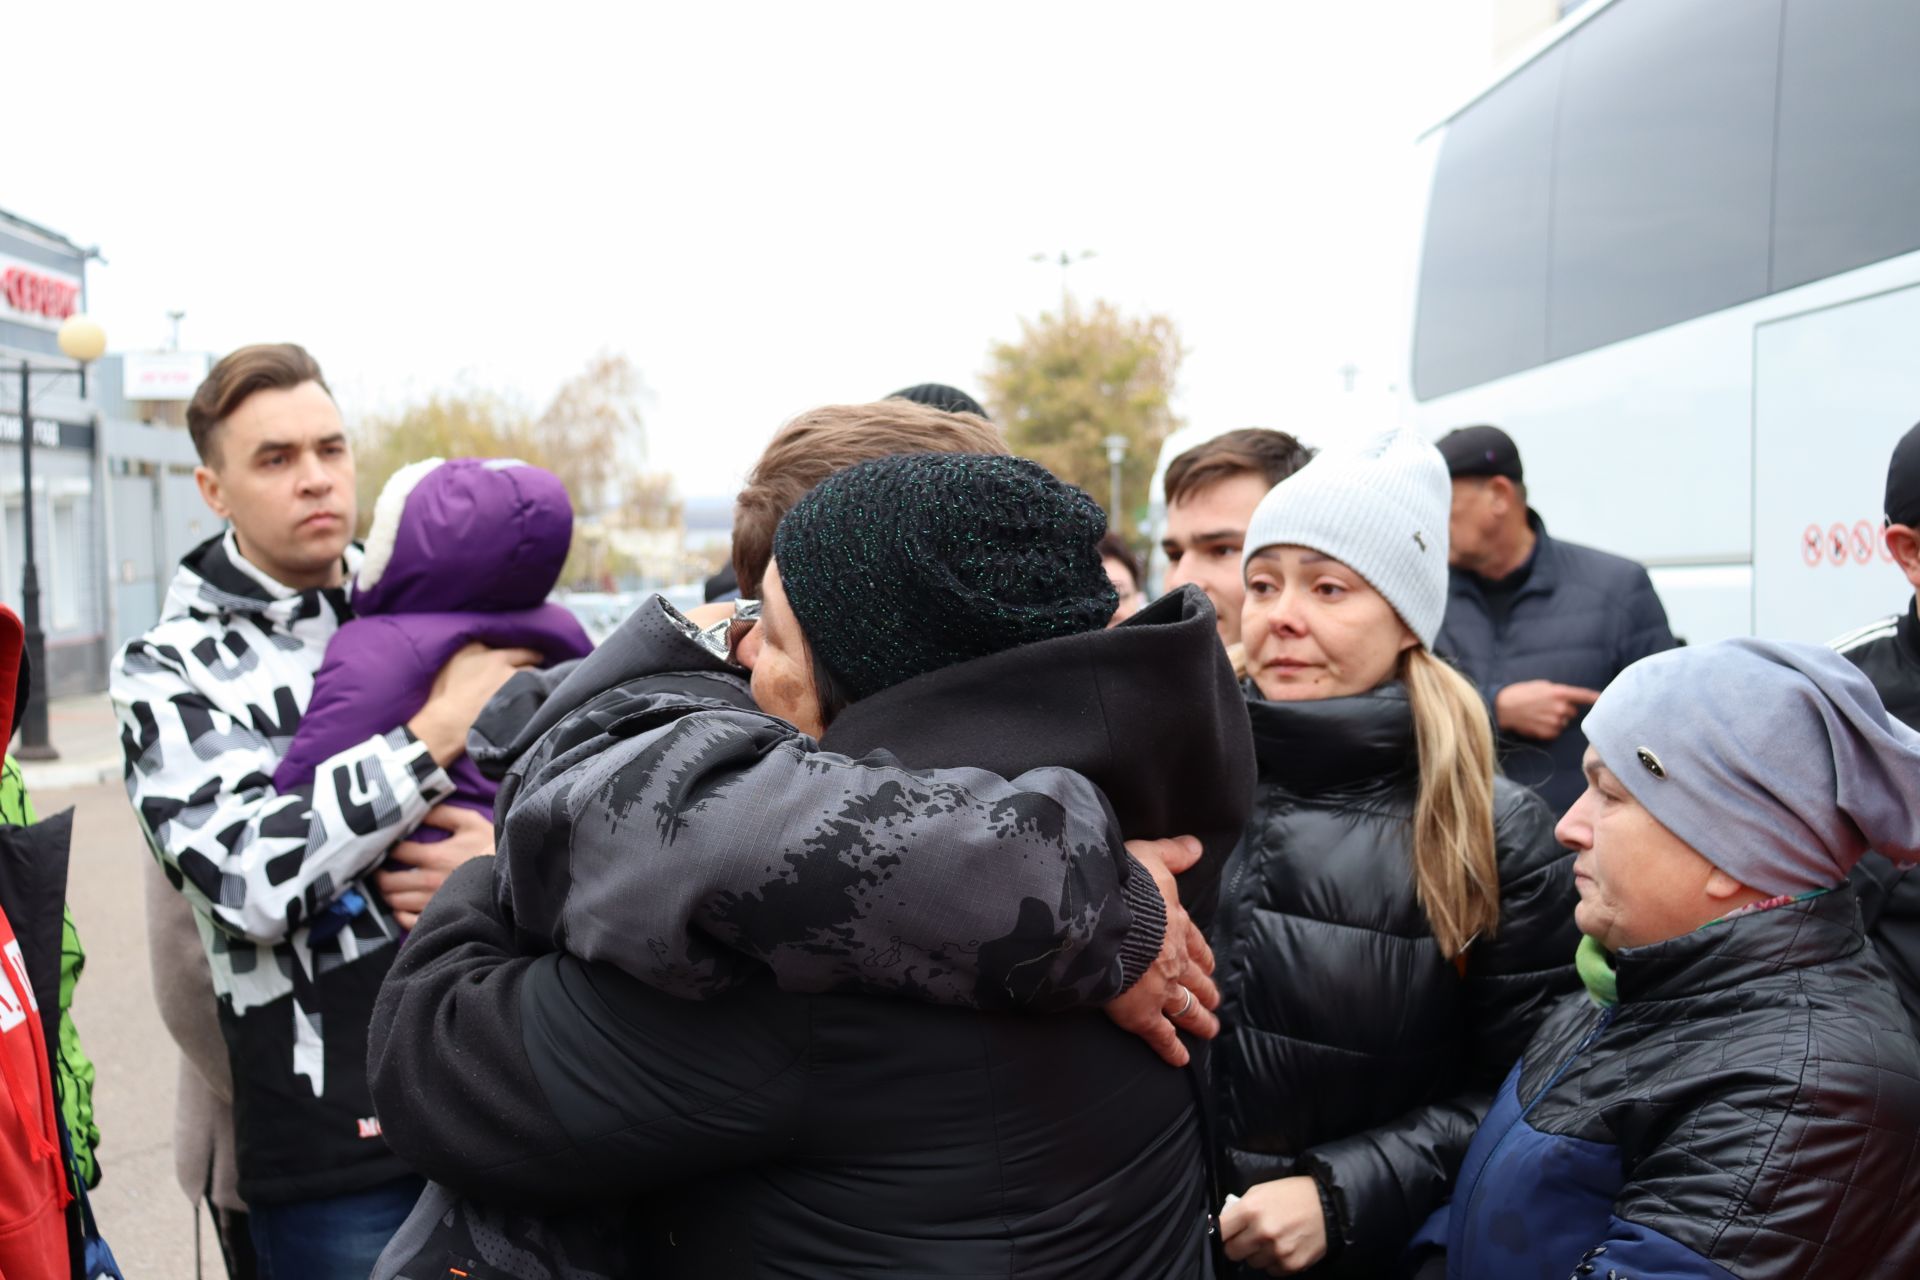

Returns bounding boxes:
[1434,426,1677,816]
[1835,417,1920,1035]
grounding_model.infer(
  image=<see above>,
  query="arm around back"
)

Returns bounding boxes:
[369,856,808,1206]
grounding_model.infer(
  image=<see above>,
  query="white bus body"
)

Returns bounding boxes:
[1406,0,1920,645]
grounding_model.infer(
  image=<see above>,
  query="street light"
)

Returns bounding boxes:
[1103,433,1129,527]
[8,314,107,760]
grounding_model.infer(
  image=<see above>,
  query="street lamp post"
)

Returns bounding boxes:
[1103,433,1129,528]
[12,315,107,761]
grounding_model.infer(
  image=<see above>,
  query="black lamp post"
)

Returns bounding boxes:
[12,315,106,761]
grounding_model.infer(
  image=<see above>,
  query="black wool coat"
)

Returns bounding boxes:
[371,587,1254,1279]
[1211,684,1579,1279]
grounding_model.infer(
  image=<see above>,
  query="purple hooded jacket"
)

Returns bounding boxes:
[272,457,593,823]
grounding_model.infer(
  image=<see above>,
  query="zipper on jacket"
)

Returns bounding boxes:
[1457,1006,1617,1253]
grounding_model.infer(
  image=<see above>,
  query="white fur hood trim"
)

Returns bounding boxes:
[356,457,444,595]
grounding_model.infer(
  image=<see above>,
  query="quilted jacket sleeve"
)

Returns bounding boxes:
[497,704,1164,1012]
[1301,785,1579,1274]
[370,857,805,1206]
[112,639,454,944]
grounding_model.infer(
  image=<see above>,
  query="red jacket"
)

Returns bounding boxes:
[0,898,68,1278]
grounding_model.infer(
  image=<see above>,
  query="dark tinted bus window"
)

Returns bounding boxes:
[1410,48,1562,401]
[1772,0,1920,293]
[1547,0,1780,360]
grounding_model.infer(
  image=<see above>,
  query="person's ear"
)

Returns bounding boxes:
[1489,475,1521,514]
[1886,524,1920,590]
[194,464,231,521]
[1702,866,1751,903]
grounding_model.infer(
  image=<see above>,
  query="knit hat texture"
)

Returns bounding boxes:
[772,453,1118,701]
[1240,427,1452,647]
[1584,638,1920,895]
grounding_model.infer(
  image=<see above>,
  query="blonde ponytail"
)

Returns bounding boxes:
[1401,647,1501,959]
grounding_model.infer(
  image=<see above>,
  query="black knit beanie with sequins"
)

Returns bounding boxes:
[771,452,1119,702]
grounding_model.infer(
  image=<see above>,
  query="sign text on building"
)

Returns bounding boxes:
[0,253,81,333]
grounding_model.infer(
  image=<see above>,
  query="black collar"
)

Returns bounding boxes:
[820,585,1256,868]
[1613,886,1863,1005]
[1243,682,1417,797]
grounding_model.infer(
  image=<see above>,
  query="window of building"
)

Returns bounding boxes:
[1771,0,1920,292]
[50,500,80,631]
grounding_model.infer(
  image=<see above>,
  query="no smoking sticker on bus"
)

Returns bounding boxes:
[1802,520,1895,568]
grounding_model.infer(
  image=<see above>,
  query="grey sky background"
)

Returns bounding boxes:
[6,1,1498,500]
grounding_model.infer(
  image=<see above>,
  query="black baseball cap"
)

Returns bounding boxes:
[1886,421,1920,528]
[1437,425,1524,482]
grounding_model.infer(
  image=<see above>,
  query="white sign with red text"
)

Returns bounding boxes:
[123,350,212,402]
[0,253,81,333]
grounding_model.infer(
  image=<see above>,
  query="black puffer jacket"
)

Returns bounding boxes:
[1432,885,1920,1279]
[1212,684,1579,1278]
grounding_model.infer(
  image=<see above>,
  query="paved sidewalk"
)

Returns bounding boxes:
[19,692,124,791]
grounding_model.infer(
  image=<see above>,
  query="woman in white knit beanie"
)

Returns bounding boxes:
[1212,427,1578,1277]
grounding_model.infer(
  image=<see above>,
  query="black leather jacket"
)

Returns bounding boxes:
[1453,884,1920,1279]
[1211,684,1579,1278]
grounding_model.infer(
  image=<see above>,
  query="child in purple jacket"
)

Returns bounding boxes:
[274,456,593,938]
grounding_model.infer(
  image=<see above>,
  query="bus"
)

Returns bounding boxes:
[1405,0,1920,645]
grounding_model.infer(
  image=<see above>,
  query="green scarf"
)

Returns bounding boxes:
[1576,934,1618,1008]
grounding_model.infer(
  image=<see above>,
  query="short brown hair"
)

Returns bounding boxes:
[187,343,332,465]
[732,402,1006,596]
[1163,428,1314,508]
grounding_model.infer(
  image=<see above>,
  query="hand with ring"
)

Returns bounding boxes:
[1104,835,1220,1067]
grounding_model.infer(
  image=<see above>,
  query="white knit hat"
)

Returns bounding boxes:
[1240,426,1452,647]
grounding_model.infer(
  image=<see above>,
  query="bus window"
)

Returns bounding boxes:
[1410,48,1561,401]
[1547,0,1778,361]
[1772,0,1920,293]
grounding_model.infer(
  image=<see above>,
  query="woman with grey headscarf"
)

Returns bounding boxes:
[1413,638,1920,1280]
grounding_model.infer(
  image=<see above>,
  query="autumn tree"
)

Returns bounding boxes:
[352,352,679,588]
[983,298,1184,533]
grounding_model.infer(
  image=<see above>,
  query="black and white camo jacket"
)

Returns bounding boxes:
[476,593,1167,1010]
[111,532,455,1204]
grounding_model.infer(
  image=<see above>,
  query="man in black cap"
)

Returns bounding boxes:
[1434,424,1676,816]
[1832,418,1920,1034]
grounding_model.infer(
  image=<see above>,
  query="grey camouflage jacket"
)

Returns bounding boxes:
[472,594,1166,1008]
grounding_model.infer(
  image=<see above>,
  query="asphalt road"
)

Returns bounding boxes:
[49,777,222,1278]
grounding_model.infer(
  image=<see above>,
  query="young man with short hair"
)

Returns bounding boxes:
[111,344,533,1279]
[1160,428,1315,650]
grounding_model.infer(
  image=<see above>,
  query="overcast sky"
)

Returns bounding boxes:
[6,1,1504,500]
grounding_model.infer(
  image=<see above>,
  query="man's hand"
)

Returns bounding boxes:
[1220,1177,1331,1275]
[376,805,496,929]
[1105,835,1219,1068]
[1495,679,1600,741]
[407,643,543,767]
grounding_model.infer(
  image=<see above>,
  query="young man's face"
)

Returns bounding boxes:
[1163,472,1271,648]
[194,381,356,590]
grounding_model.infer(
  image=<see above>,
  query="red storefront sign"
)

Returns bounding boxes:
[0,253,81,331]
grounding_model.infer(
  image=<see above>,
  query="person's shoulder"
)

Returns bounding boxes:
[1544,533,1655,590]
[1829,615,1902,660]
[1491,776,1569,877]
